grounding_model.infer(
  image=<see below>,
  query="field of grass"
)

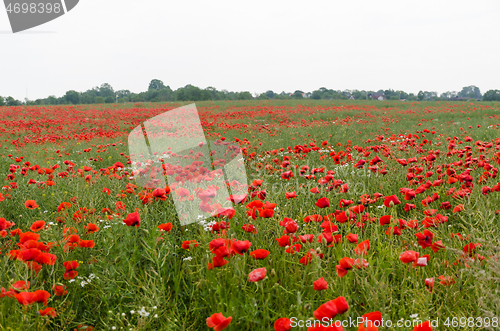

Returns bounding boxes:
[1,100,500,330]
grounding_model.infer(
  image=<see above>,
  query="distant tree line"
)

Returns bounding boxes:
[0,81,498,106]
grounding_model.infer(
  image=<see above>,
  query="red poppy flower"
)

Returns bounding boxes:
[425,278,434,293]
[463,242,480,256]
[24,200,39,209]
[206,312,232,331]
[12,280,30,292]
[30,220,45,232]
[208,256,228,270]
[397,159,407,166]
[231,240,252,255]
[123,212,140,227]
[452,204,464,213]
[34,252,57,265]
[39,307,57,317]
[313,277,328,291]
[346,233,358,243]
[299,250,318,265]
[63,260,79,270]
[399,250,419,265]
[33,289,51,306]
[19,231,39,243]
[228,194,248,204]
[242,224,257,233]
[313,300,338,320]
[158,223,173,232]
[430,240,445,253]
[0,218,7,231]
[412,321,433,331]
[320,221,338,233]
[285,244,301,254]
[14,291,36,306]
[415,230,433,249]
[248,267,267,282]
[379,215,391,226]
[284,220,299,233]
[360,311,382,328]
[404,203,416,212]
[52,284,68,296]
[339,199,354,208]
[438,275,455,286]
[349,205,365,214]
[332,296,349,314]
[315,197,330,208]
[354,240,370,255]
[298,234,314,243]
[79,240,95,248]
[276,235,291,247]
[285,191,297,199]
[274,317,292,331]
[304,214,323,223]
[340,184,349,193]
[314,297,348,320]
[182,240,199,250]
[214,207,236,219]
[65,234,81,243]
[281,170,294,180]
[383,195,401,208]
[250,249,270,260]
[85,223,99,234]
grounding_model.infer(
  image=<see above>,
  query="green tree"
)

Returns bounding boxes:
[99,83,114,99]
[483,90,500,101]
[311,90,322,99]
[417,91,424,101]
[64,90,80,105]
[236,91,253,100]
[158,87,173,101]
[95,96,105,104]
[291,90,304,99]
[458,85,481,99]
[264,90,276,99]
[6,96,20,106]
[0,96,4,106]
[148,79,165,91]
[47,96,57,105]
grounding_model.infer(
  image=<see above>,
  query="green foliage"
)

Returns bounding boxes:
[148,79,165,91]
[483,90,500,101]
[4,83,498,106]
[64,90,80,105]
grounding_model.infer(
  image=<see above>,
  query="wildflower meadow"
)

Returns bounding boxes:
[1,99,500,330]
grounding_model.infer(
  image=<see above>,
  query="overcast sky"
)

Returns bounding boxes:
[1,0,499,101]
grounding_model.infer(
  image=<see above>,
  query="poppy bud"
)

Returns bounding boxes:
[322,237,327,245]
[316,247,322,255]
[389,200,394,207]
[270,269,276,278]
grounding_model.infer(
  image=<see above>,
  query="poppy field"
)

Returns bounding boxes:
[1,99,500,331]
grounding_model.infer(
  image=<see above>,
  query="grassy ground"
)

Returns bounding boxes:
[0,100,500,330]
